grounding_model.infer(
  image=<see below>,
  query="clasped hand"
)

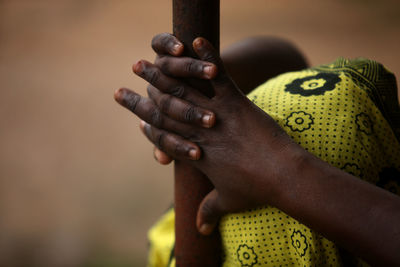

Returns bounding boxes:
[114,33,303,235]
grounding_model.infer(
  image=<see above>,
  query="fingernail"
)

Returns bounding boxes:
[202,113,215,128]
[202,114,211,127]
[133,60,144,74]
[199,223,213,235]
[203,65,213,79]
[139,120,146,131]
[154,148,162,162]
[172,43,182,54]
[194,38,203,48]
[114,88,124,103]
[141,121,151,135]
[189,149,199,160]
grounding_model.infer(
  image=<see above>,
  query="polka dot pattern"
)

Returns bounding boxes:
[147,58,400,267]
[222,58,400,267]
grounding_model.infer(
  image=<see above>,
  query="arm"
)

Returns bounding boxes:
[278,149,400,267]
[114,36,400,266]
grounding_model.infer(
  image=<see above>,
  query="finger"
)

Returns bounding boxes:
[153,147,173,165]
[147,85,215,128]
[193,37,239,97]
[155,56,217,80]
[114,88,191,136]
[141,121,201,161]
[133,60,207,102]
[196,189,223,236]
[151,33,184,56]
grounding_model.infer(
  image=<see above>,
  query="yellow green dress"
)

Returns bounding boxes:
[147,58,400,267]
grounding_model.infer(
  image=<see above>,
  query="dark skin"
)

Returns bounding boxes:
[150,34,308,164]
[114,34,400,266]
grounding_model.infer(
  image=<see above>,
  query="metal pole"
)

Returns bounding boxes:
[173,0,221,266]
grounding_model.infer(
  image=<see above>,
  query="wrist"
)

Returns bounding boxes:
[266,142,315,208]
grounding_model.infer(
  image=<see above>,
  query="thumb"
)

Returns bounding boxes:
[196,189,223,236]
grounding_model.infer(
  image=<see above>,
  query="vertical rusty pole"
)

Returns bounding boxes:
[173,0,221,266]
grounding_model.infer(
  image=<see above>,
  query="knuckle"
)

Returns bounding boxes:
[183,105,195,122]
[159,94,173,113]
[156,132,166,150]
[185,60,194,73]
[171,85,185,98]
[150,108,163,127]
[146,68,160,85]
[173,142,188,158]
[125,93,140,112]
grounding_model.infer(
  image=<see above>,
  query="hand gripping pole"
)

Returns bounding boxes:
[172,0,221,266]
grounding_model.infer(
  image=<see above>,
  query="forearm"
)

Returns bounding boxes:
[273,146,400,266]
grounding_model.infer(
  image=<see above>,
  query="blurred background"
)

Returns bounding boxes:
[0,0,399,266]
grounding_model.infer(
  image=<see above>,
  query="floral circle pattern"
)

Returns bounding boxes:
[377,167,400,195]
[285,111,314,132]
[237,244,258,267]
[291,230,308,257]
[300,78,327,90]
[284,73,341,96]
[341,163,362,177]
[355,112,373,135]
